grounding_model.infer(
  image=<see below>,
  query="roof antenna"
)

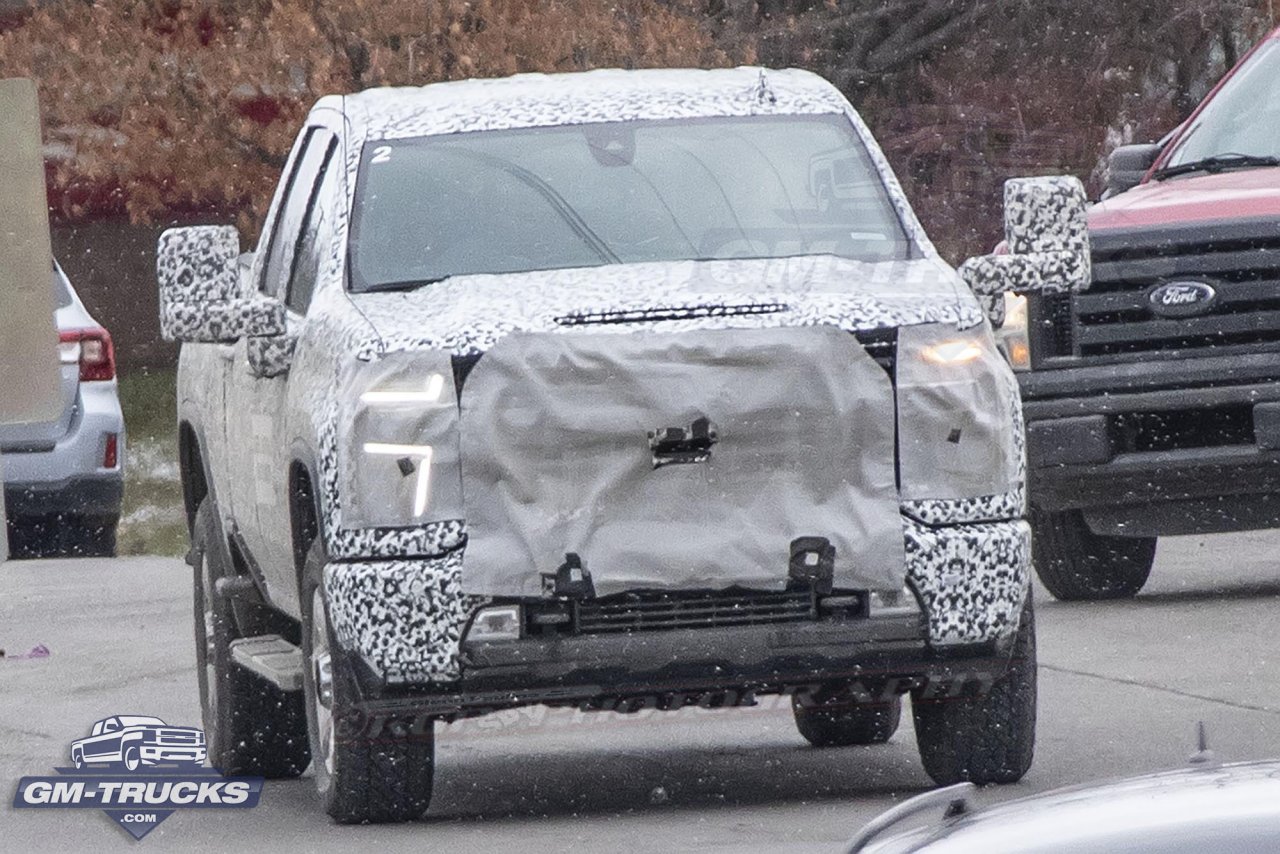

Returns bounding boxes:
[754,68,777,105]
[1187,720,1218,768]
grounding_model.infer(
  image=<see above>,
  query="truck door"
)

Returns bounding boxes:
[223,127,336,606]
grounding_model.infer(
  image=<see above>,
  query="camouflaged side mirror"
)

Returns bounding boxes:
[959,176,1092,297]
[157,225,286,344]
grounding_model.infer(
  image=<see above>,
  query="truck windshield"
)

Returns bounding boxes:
[1163,40,1280,170]
[348,113,911,292]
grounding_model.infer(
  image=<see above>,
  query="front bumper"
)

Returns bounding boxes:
[325,516,1031,687]
[1020,355,1280,535]
[352,614,1023,719]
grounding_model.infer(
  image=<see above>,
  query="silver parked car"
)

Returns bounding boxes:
[0,261,124,557]
[850,754,1280,853]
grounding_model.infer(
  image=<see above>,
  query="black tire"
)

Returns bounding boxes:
[300,540,435,823]
[792,690,902,747]
[123,745,141,772]
[1032,508,1156,601]
[193,501,309,777]
[912,595,1037,786]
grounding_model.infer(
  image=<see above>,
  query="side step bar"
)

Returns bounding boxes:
[229,634,304,692]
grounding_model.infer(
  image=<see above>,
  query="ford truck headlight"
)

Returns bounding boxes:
[338,353,464,528]
[996,293,1030,371]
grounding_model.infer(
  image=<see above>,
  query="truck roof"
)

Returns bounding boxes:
[321,66,850,142]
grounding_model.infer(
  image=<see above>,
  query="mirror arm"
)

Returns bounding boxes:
[159,296,287,344]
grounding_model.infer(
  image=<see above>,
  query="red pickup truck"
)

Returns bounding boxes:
[1006,27,1280,599]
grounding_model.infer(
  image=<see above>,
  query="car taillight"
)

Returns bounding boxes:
[103,433,119,469]
[59,328,115,381]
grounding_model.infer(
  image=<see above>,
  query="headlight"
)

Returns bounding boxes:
[360,372,446,405]
[362,442,435,517]
[920,338,985,366]
[997,294,1030,371]
[339,354,463,529]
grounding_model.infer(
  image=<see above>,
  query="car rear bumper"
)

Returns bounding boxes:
[2,381,124,521]
[3,475,123,520]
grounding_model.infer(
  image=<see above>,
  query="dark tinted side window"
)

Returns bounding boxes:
[259,128,335,298]
[286,143,340,315]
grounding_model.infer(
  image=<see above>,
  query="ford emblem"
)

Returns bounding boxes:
[1147,280,1218,318]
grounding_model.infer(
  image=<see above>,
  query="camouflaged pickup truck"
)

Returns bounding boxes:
[158,66,1091,823]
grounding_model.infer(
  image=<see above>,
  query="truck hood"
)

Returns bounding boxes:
[1091,167,1280,231]
[348,255,979,358]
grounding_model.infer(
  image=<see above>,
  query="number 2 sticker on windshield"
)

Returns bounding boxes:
[371,145,392,164]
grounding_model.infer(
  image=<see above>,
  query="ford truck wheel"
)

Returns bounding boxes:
[792,688,901,746]
[300,541,435,823]
[1032,509,1156,601]
[912,595,1037,786]
[192,501,309,777]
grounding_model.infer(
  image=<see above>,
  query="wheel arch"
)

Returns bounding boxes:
[178,420,212,537]
[287,450,325,598]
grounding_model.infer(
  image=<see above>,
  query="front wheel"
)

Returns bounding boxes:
[1031,508,1155,601]
[792,689,901,747]
[192,501,309,777]
[300,541,436,823]
[912,594,1037,785]
[123,746,141,772]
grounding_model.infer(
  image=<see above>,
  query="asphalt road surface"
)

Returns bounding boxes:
[3,532,1279,852]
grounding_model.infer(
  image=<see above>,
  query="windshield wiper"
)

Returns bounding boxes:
[1153,153,1280,180]
[362,275,452,293]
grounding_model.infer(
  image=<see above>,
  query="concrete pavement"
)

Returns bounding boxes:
[1,532,1278,851]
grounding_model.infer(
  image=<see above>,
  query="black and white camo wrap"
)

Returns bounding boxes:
[324,550,489,683]
[157,225,286,343]
[904,518,1031,646]
[959,175,1091,296]
[245,330,297,378]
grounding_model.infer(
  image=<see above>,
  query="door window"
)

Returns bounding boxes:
[259,128,335,298]
[285,141,341,315]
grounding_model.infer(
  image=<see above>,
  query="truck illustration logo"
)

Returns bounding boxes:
[70,715,207,772]
[13,716,259,840]
[1148,280,1218,318]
